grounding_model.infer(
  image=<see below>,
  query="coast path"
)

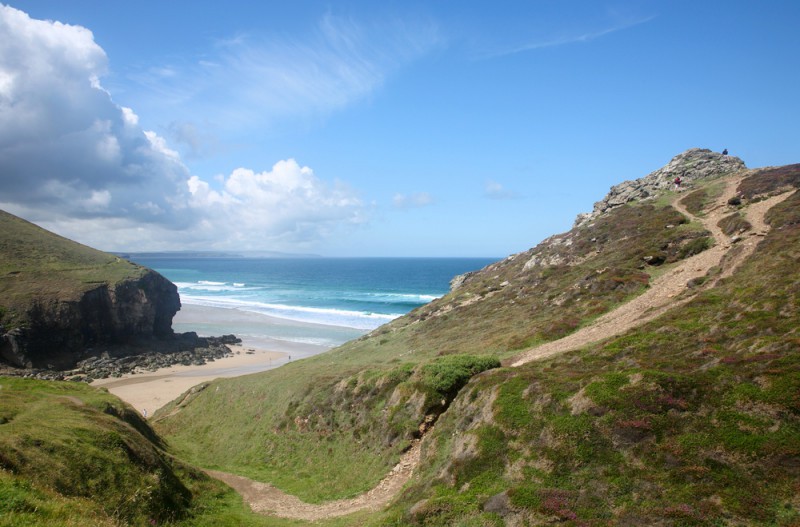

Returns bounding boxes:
[509,175,793,367]
[206,440,421,521]
[207,174,795,520]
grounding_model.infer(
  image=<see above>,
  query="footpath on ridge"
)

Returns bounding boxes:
[206,174,795,520]
[510,176,793,366]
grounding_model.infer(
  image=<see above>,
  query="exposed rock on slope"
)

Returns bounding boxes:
[2,272,181,369]
[0,209,182,369]
[575,148,745,227]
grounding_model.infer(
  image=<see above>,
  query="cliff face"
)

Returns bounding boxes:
[0,209,183,369]
[1,270,180,369]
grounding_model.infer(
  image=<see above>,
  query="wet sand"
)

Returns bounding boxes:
[92,304,331,415]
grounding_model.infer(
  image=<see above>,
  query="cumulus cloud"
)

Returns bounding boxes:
[393,192,433,209]
[185,159,365,248]
[0,5,366,252]
[0,5,194,227]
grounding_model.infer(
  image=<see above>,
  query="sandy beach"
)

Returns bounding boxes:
[92,304,333,415]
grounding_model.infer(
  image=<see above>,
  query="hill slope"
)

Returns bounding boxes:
[5,149,797,526]
[0,210,180,369]
[153,149,800,524]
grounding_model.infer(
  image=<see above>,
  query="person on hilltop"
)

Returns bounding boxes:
[722,148,728,155]
[674,176,682,191]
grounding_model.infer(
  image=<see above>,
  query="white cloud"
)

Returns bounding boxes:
[185,159,365,248]
[120,106,139,127]
[125,13,442,136]
[484,180,519,200]
[393,192,433,209]
[0,5,367,252]
[0,5,194,228]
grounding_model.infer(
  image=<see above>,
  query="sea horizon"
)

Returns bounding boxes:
[130,256,498,350]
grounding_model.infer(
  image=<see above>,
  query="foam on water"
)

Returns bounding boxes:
[180,294,401,330]
[137,257,497,349]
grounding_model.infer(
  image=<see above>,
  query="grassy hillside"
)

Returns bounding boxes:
[0,377,321,527]
[152,197,711,503]
[377,186,800,525]
[153,163,800,525]
[4,158,797,525]
[0,210,145,330]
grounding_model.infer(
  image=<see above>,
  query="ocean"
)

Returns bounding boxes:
[130,257,496,350]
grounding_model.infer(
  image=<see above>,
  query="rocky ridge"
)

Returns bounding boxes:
[575,147,745,227]
[450,148,744,294]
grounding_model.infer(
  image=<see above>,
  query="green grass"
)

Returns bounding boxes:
[8,168,796,525]
[0,377,331,527]
[373,187,800,525]
[0,378,194,525]
[0,209,145,330]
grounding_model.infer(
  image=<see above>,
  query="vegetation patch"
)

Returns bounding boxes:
[412,355,500,410]
[718,212,752,236]
[739,164,800,198]
[680,188,709,215]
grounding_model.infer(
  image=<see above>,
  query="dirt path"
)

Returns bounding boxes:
[207,176,794,521]
[510,179,793,367]
[206,440,420,521]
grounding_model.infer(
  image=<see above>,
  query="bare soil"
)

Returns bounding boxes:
[206,440,420,521]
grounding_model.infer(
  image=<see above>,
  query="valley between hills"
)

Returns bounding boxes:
[2,148,799,526]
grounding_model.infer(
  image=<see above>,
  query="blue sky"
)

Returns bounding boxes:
[1,1,798,257]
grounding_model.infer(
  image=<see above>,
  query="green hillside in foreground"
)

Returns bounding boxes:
[0,378,207,526]
[0,210,145,330]
[2,151,799,526]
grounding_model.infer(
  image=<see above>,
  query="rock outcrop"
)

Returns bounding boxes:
[1,270,182,369]
[574,148,745,227]
[2,333,242,382]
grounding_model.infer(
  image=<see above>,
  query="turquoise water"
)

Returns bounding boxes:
[131,257,496,349]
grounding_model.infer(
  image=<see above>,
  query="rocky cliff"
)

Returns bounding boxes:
[0,209,183,369]
[1,271,180,369]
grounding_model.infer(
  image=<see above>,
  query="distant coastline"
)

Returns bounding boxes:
[114,250,322,259]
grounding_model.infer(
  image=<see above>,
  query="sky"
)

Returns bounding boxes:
[0,1,798,257]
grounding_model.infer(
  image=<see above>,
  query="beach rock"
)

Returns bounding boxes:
[0,333,241,382]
